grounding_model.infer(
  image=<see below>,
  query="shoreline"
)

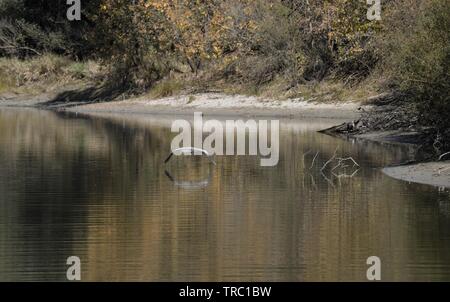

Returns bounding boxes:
[1,91,362,119]
[1,91,449,189]
[64,93,363,120]
[384,161,450,189]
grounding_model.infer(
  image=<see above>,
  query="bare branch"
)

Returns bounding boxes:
[310,151,319,169]
[321,146,338,172]
[0,46,41,56]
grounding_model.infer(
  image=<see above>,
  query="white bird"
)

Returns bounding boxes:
[164,147,216,165]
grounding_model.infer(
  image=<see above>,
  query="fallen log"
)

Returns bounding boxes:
[318,119,361,135]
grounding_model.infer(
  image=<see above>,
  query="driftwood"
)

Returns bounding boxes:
[319,92,420,139]
[319,119,362,135]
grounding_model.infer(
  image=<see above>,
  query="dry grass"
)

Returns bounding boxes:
[0,54,101,94]
[0,53,378,105]
[148,79,185,98]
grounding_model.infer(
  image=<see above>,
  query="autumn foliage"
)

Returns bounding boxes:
[0,0,448,130]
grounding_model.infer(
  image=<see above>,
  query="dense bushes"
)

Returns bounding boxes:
[0,0,448,132]
[0,0,103,58]
[0,0,396,87]
[379,0,449,130]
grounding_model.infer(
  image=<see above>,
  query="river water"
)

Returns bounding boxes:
[0,108,449,281]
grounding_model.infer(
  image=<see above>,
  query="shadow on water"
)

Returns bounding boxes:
[0,108,450,281]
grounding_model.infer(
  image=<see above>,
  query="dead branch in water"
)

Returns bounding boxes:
[321,147,339,172]
[330,157,360,178]
[320,171,336,188]
[302,149,312,164]
[331,157,359,170]
[332,168,360,178]
[310,151,319,169]
[304,149,360,179]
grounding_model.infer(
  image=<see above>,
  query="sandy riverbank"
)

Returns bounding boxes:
[350,132,450,188]
[384,161,450,189]
[0,91,363,119]
[62,93,363,119]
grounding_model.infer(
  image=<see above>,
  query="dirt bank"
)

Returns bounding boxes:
[62,93,362,119]
[383,161,450,189]
[1,91,363,119]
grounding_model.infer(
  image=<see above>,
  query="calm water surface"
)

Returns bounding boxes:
[0,108,450,281]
